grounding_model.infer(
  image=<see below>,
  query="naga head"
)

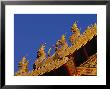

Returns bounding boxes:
[61,34,66,41]
[18,56,28,70]
[71,21,79,33]
[56,34,66,46]
[19,56,28,65]
[37,44,46,58]
[38,44,45,52]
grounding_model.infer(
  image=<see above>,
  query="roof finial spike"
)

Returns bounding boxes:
[72,21,78,28]
[61,34,66,41]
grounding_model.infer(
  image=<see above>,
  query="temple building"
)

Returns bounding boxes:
[15,22,97,76]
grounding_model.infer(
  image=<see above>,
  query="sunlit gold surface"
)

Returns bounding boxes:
[15,22,97,76]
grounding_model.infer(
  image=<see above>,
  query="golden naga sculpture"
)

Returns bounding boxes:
[70,21,80,45]
[15,21,97,76]
[37,44,46,59]
[15,56,29,76]
[55,34,68,59]
[33,44,46,70]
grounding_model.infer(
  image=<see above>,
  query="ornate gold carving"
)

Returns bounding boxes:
[15,22,97,76]
[70,22,80,45]
[15,56,29,76]
[33,44,46,69]
[76,53,97,76]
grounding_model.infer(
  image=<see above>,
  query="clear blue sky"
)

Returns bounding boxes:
[14,14,97,72]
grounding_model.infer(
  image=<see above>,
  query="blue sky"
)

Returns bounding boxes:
[14,14,97,72]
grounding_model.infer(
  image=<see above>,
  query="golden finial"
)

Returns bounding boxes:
[18,56,29,72]
[22,56,27,62]
[71,21,78,29]
[48,48,52,57]
[61,34,66,41]
[94,23,97,28]
[18,56,28,67]
[37,43,46,59]
[39,44,45,51]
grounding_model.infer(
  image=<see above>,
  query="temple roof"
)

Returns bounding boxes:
[15,23,97,76]
[29,23,97,76]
